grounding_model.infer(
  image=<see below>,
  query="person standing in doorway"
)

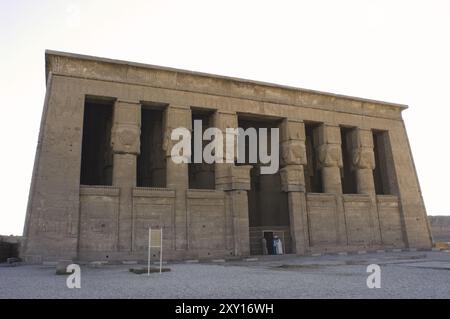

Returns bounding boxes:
[273,235,283,255]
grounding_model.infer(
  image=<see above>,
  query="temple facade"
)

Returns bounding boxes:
[23,51,432,262]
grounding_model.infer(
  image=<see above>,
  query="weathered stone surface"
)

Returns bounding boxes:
[351,129,375,170]
[279,165,305,192]
[22,51,432,263]
[216,164,252,191]
[280,119,305,141]
[428,216,450,242]
[280,119,307,167]
[317,144,343,168]
[281,140,307,166]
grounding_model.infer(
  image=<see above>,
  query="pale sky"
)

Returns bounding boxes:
[1,0,449,235]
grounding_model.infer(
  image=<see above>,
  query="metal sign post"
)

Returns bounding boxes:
[159,228,163,274]
[148,228,151,276]
[148,227,163,276]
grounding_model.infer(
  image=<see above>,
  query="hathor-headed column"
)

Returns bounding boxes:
[213,110,238,189]
[111,99,141,251]
[317,124,343,193]
[213,111,252,256]
[316,124,347,245]
[351,128,382,244]
[163,105,191,250]
[279,119,309,255]
[351,129,376,194]
[224,165,252,257]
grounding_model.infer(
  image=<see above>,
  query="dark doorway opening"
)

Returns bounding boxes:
[263,231,275,255]
[238,117,290,255]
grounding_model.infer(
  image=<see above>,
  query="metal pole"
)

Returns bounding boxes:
[160,228,163,274]
[148,228,151,276]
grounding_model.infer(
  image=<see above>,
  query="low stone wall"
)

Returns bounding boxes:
[428,216,450,242]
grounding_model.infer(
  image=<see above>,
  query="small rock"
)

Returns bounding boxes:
[129,267,171,274]
[55,260,73,275]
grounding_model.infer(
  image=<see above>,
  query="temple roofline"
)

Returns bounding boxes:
[45,49,408,112]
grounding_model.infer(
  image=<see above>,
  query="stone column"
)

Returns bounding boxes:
[351,129,376,194]
[214,111,252,256]
[279,119,309,254]
[316,124,347,245]
[163,105,191,250]
[111,99,141,251]
[213,110,239,190]
[351,128,382,244]
[225,166,253,256]
[317,124,343,193]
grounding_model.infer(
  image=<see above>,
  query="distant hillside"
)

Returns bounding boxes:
[428,216,450,242]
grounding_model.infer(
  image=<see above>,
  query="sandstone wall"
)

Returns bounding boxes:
[22,51,432,262]
[429,216,450,242]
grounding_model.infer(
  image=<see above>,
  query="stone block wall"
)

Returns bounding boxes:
[22,51,432,262]
[429,216,450,242]
[249,226,292,255]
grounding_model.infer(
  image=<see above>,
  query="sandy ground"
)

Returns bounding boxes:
[0,251,449,298]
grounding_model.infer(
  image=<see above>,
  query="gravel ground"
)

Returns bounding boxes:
[0,251,449,298]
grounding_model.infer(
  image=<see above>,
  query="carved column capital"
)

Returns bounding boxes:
[111,100,141,155]
[351,129,375,170]
[352,147,375,170]
[281,140,307,166]
[280,119,307,167]
[316,124,343,169]
[213,111,238,162]
[280,119,305,141]
[162,105,192,157]
[317,143,343,168]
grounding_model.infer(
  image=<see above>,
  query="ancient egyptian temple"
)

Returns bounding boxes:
[23,51,432,262]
